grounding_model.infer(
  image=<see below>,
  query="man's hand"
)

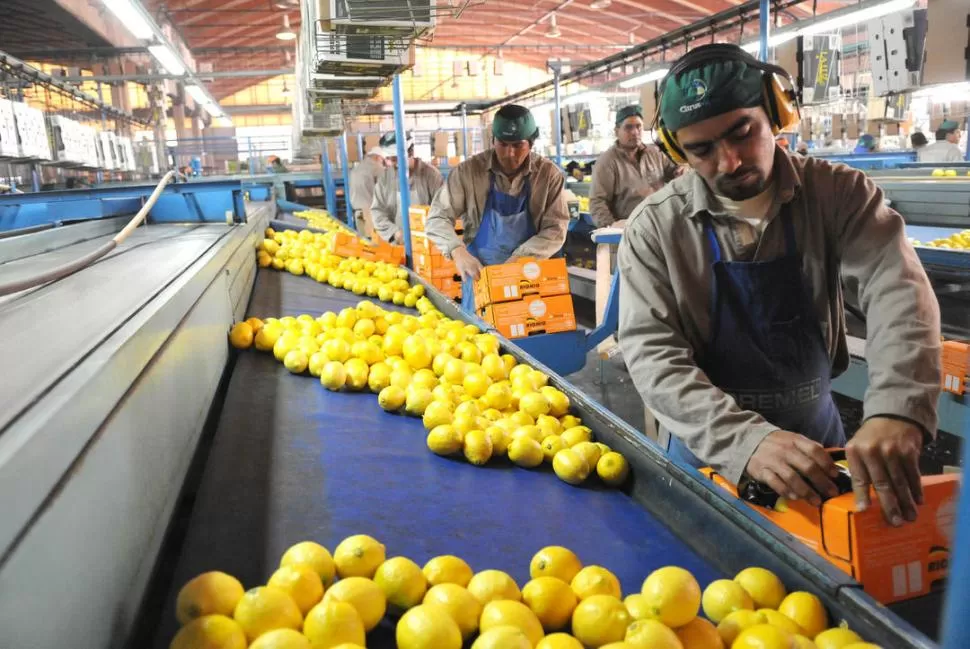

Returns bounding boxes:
[846,417,924,527]
[745,431,840,506]
[452,245,484,280]
[390,230,403,245]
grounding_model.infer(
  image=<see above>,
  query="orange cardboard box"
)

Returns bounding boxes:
[474,258,570,308]
[408,205,431,232]
[410,231,443,256]
[699,456,958,605]
[481,294,576,339]
[942,339,969,395]
[430,276,461,298]
[414,252,458,279]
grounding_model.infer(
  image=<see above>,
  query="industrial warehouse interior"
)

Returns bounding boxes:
[0,0,969,648]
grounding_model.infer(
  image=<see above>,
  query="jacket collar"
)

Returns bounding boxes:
[688,146,802,219]
[488,149,537,180]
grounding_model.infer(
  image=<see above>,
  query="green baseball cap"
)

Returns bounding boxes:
[659,58,764,133]
[615,104,643,126]
[492,104,538,142]
[940,119,961,131]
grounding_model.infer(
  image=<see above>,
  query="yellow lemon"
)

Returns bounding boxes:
[718,609,764,646]
[379,385,407,411]
[280,541,336,587]
[248,628,310,649]
[453,413,480,436]
[229,322,254,349]
[333,534,386,579]
[508,436,544,468]
[323,338,352,363]
[561,426,593,446]
[571,566,621,600]
[512,425,545,444]
[396,604,463,649]
[519,392,552,418]
[530,546,583,583]
[368,362,392,393]
[522,576,579,631]
[734,567,787,610]
[597,452,630,486]
[464,429,494,465]
[427,425,463,455]
[320,361,347,391]
[758,609,801,634]
[464,372,492,399]
[480,600,545,647]
[484,382,514,410]
[432,352,454,376]
[443,358,467,382]
[540,386,570,417]
[624,594,654,621]
[501,354,518,373]
[733,624,795,649]
[268,565,324,615]
[169,615,246,649]
[471,626,532,649]
[308,351,329,377]
[553,449,590,485]
[405,386,435,416]
[411,368,439,390]
[572,441,602,467]
[842,644,883,649]
[542,435,566,461]
[536,633,585,649]
[303,601,366,648]
[793,635,819,649]
[390,367,414,390]
[625,619,683,649]
[424,583,482,639]
[481,354,508,381]
[422,400,454,429]
[641,566,701,628]
[403,336,433,370]
[467,570,521,604]
[254,325,282,352]
[675,617,721,649]
[323,577,386,631]
[778,592,828,638]
[176,571,245,624]
[815,628,862,649]
[423,555,473,587]
[374,556,428,611]
[702,579,754,623]
[343,358,369,390]
[475,333,501,355]
[560,414,582,428]
[487,426,511,456]
[273,333,299,362]
[529,369,549,388]
[509,411,536,427]
[232,587,303,642]
[571,594,631,647]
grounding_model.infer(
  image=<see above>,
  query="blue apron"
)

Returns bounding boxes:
[460,173,536,312]
[667,209,846,468]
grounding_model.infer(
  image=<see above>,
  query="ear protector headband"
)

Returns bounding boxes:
[653,44,801,165]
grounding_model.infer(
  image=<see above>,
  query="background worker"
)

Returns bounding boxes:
[425,104,569,311]
[589,105,682,227]
[918,120,964,163]
[371,131,443,245]
[617,44,941,527]
[348,146,386,238]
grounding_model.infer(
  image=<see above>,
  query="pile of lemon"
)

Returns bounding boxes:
[170,537,883,649]
[292,209,356,233]
[912,228,970,250]
[229,296,629,490]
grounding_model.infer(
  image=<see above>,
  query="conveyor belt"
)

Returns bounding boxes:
[149,268,721,648]
[0,223,237,435]
[907,225,968,244]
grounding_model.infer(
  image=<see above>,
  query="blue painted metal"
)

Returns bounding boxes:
[941,425,970,647]
[0,180,246,231]
[392,74,413,267]
[568,212,595,232]
[758,0,770,61]
[337,134,354,227]
[553,67,563,169]
[460,103,469,159]
[320,139,338,216]
[813,151,917,170]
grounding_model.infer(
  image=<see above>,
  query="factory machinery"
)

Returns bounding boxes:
[0,178,963,649]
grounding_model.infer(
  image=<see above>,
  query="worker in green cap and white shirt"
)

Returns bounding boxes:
[589,104,683,227]
[371,130,443,244]
[617,43,941,527]
[426,104,569,311]
[917,120,964,163]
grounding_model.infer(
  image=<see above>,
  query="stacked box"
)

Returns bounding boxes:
[941,340,969,395]
[329,231,405,264]
[408,205,463,299]
[473,258,576,339]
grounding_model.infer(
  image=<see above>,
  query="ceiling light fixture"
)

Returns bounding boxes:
[533,90,602,112]
[276,14,297,41]
[101,0,155,40]
[590,0,613,8]
[618,67,670,89]
[547,15,562,39]
[185,84,208,104]
[148,44,186,76]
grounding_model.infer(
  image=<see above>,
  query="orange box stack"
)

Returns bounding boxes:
[481,294,577,339]
[329,231,405,265]
[941,339,969,395]
[472,258,576,339]
[408,205,462,300]
[700,453,958,605]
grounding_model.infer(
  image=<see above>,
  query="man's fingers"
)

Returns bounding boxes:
[790,447,838,499]
[865,454,904,527]
[904,452,924,506]
[845,445,872,513]
[758,468,793,504]
[886,455,918,522]
[775,464,820,505]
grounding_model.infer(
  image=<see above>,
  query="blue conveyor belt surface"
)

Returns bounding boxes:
[151,268,720,648]
[907,225,966,243]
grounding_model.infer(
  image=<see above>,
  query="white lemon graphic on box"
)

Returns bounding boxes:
[528,299,547,318]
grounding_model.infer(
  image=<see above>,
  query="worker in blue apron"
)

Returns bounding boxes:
[617,44,939,526]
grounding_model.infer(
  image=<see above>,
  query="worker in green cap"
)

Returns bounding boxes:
[918,119,964,163]
[426,103,568,311]
[616,43,940,527]
[589,104,683,227]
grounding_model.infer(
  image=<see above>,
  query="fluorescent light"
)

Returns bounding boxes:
[185,84,208,104]
[203,103,224,118]
[276,14,297,41]
[533,91,602,112]
[800,0,915,35]
[547,15,561,39]
[101,0,155,40]
[619,67,670,89]
[912,82,970,103]
[148,44,186,76]
[740,31,799,54]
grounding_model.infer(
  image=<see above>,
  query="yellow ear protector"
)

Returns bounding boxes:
[653,44,801,165]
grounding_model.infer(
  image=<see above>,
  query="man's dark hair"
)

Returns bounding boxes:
[911,131,928,148]
[936,127,955,141]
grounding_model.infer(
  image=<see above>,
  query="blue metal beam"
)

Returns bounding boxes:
[337,134,354,227]
[759,0,770,62]
[321,139,338,216]
[392,74,413,266]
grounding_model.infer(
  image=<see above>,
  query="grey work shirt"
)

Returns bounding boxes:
[371,159,443,242]
[426,149,569,259]
[617,147,941,484]
[589,142,681,227]
[917,141,964,164]
[348,156,385,212]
